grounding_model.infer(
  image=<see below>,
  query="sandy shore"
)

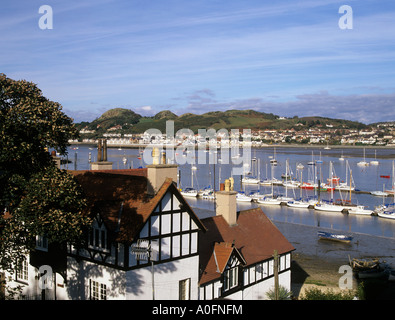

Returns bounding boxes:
[274,221,395,299]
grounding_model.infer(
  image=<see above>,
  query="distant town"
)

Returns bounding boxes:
[75,117,395,148]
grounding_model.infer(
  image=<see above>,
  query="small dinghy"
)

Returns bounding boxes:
[317,231,353,243]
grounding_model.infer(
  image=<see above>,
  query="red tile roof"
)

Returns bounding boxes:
[70,169,205,243]
[199,208,295,284]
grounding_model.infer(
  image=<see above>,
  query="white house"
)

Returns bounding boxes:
[2,155,294,300]
[198,187,295,300]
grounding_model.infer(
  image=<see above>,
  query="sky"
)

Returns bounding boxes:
[1,0,395,124]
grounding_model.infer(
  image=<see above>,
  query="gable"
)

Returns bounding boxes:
[199,208,294,285]
[213,242,246,273]
[127,183,206,268]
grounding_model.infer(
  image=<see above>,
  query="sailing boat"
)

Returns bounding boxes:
[257,163,281,205]
[314,161,345,212]
[242,157,260,184]
[269,147,277,166]
[345,169,373,215]
[370,150,379,165]
[371,183,389,197]
[339,150,345,161]
[277,159,294,203]
[287,163,310,208]
[180,164,198,197]
[357,148,369,166]
[385,160,395,195]
[335,160,355,191]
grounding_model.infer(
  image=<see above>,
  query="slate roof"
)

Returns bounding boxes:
[199,208,295,284]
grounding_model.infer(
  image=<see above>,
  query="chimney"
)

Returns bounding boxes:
[51,150,61,169]
[91,138,113,170]
[216,177,237,226]
[147,147,178,196]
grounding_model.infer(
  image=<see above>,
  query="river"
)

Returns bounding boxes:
[65,144,395,239]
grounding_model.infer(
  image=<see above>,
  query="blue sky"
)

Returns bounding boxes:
[1,0,395,124]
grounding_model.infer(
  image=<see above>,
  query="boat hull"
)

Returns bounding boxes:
[314,203,345,212]
[317,231,353,243]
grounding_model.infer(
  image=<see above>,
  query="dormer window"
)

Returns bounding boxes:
[223,266,238,291]
[89,226,107,250]
[89,215,108,251]
[36,235,48,252]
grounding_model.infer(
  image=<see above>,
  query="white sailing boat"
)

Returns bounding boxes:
[257,196,282,205]
[277,159,294,203]
[370,150,379,165]
[180,164,198,197]
[287,199,310,208]
[314,161,346,212]
[371,184,389,197]
[241,177,260,184]
[257,163,281,205]
[357,148,369,166]
[314,201,345,212]
[287,162,310,208]
[377,206,395,219]
[242,157,260,184]
[385,160,395,195]
[269,147,277,166]
[335,160,355,191]
[236,192,252,202]
[339,150,345,161]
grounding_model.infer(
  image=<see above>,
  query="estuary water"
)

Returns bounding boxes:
[65,144,395,240]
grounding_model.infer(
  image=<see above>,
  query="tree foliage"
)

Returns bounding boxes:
[0,74,79,211]
[0,74,91,274]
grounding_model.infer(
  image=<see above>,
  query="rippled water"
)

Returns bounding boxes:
[66,144,395,239]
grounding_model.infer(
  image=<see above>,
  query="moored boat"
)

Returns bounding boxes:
[236,192,252,202]
[180,187,198,197]
[377,209,395,220]
[317,231,353,243]
[241,177,260,184]
[257,196,281,205]
[314,201,345,212]
[287,199,310,208]
[348,205,373,215]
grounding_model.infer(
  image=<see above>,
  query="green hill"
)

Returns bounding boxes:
[79,108,141,133]
[75,107,368,137]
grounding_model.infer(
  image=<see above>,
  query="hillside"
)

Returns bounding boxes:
[75,107,368,137]
[78,108,141,133]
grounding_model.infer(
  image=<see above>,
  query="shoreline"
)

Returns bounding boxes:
[71,141,395,150]
[274,220,395,299]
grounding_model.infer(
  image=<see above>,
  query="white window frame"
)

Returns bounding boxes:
[179,278,191,300]
[223,266,238,291]
[16,258,28,282]
[90,280,107,300]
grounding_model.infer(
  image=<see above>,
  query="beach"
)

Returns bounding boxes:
[275,221,395,299]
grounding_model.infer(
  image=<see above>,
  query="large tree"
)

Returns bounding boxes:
[0,74,91,277]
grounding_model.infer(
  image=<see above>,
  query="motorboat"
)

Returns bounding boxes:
[348,205,373,215]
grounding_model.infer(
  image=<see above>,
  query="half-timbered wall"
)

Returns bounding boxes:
[66,188,201,300]
[199,253,292,300]
[128,191,199,269]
